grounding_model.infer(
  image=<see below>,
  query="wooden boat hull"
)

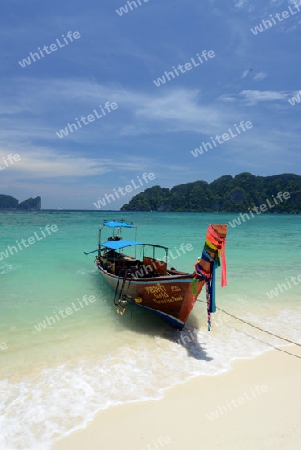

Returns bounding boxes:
[96,264,205,328]
[90,221,228,329]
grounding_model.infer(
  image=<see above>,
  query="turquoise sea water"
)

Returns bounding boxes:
[0,211,300,449]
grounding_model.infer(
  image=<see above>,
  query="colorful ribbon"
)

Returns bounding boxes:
[194,225,227,330]
[207,225,227,287]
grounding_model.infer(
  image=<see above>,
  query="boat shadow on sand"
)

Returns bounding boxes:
[124,308,212,361]
[95,276,213,362]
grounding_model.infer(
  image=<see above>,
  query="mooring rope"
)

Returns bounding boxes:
[197,299,301,359]
[240,330,301,360]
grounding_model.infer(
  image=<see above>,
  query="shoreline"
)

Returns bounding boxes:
[53,345,301,450]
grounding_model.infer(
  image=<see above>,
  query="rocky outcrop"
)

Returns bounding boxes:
[0,195,41,210]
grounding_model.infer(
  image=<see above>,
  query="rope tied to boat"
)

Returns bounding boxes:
[197,299,301,359]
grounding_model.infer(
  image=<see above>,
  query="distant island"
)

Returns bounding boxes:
[0,195,41,211]
[121,173,301,213]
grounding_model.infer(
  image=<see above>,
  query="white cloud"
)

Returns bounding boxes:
[0,147,154,179]
[134,89,240,134]
[233,0,256,12]
[239,90,288,104]
[270,0,286,6]
[253,72,268,81]
[218,89,289,105]
[0,78,242,140]
[218,94,237,102]
[234,0,249,10]
[0,147,107,178]
[241,69,250,78]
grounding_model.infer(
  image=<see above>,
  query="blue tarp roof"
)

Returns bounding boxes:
[101,240,144,250]
[103,220,135,228]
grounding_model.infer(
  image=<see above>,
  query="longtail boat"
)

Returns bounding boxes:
[85,220,228,329]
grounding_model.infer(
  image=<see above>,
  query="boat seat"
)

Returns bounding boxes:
[143,257,167,276]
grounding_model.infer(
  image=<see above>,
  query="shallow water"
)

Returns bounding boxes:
[0,211,300,449]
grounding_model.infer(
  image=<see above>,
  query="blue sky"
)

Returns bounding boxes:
[0,0,301,209]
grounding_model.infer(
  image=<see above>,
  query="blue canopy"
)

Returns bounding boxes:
[101,240,144,250]
[103,220,135,228]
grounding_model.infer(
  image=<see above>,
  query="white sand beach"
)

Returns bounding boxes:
[54,345,301,450]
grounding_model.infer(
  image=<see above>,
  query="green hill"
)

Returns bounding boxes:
[121,173,301,213]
